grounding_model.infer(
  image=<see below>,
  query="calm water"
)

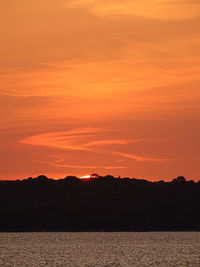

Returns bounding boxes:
[0,232,199,266]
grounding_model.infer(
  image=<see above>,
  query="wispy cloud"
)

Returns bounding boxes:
[66,0,200,20]
[44,160,126,170]
[20,128,173,164]
[108,151,173,163]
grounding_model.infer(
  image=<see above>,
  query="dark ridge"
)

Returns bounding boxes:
[0,175,200,232]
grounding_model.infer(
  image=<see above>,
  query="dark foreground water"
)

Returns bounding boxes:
[0,232,199,266]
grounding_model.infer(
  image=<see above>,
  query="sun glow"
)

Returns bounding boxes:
[80,175,91,179]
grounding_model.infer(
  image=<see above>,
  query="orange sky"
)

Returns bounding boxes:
[0,0,200,180]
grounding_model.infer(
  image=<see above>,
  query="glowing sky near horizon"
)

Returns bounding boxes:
[0,0,200,180]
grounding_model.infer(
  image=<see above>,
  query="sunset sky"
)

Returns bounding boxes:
[0,0,200,180]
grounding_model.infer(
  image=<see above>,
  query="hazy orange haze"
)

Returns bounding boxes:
[0,0,200,180]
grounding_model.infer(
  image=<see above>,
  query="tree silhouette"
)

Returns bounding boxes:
[0,174,199,231]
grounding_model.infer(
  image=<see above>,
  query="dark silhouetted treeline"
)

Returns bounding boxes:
[0,175,200,231]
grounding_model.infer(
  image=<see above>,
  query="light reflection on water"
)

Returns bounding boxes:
[0,232,199,266]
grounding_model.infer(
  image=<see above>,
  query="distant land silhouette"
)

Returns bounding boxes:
[0,175,200,231]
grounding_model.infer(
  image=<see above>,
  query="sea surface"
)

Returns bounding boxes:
[0,232,199,266]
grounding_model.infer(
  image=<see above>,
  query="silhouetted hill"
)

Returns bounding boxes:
[0,175,200,231]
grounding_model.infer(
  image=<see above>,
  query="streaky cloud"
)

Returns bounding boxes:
[43,160,126,170]
[20,128,174,163]
[66,0,200,20]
